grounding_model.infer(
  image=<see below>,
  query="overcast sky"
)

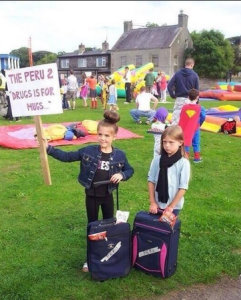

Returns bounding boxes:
[1,1,241,54]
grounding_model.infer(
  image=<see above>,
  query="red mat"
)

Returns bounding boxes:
[0,122,143,149]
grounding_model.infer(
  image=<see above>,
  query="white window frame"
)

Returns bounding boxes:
[174,55,178,66]
[152,55,159,67]
[135,55,142,67]
[120,56,127,67]
[185,39,189,49]
[61,59,69,68]
[78,58,87,67]
[96,57,106,67]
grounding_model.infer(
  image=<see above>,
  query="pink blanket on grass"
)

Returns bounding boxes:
[0,122,143,149]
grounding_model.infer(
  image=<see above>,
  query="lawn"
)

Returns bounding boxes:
[0,97,241,300]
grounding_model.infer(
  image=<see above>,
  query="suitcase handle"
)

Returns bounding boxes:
[93,180,119,210]
[99,218,116,226]
[93,180,112,188]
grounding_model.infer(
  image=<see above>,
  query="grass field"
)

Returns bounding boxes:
[0,97,241,300]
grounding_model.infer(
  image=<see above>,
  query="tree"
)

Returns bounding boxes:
[35,53,58,65]
[226,36,241,75]
[146,22,159,27]
[10,47,29,68]
[185,30,234,78]
[33,51,52,64]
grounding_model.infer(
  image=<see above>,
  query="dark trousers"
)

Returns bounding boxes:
[125,82,131,103]
[62,94,69,109]
[85,194,114,223]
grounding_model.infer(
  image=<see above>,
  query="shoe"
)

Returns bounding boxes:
[15,119,22,122]
[145,120,150,125]
[124,102,130,104]
[136,120,142,124]
[82,262,89,272]
[193,158,203,163]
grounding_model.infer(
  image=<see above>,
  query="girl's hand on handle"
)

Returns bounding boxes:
[110,173,123,184]
[149,202,159,214]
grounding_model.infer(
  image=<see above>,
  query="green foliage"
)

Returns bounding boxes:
[32,51,52,63]
[146,22,159,27]
[231,45,241,75]
[185,30,234,78]
[10,47,29,68]
[0,98,241,299]
[35,53,58,65]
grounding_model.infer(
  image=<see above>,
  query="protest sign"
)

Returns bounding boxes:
[6,63,63,117]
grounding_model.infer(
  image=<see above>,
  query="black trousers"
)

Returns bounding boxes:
[125,82,131,102]
[85,194,114,223]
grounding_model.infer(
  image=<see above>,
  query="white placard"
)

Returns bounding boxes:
[6,63,63,117]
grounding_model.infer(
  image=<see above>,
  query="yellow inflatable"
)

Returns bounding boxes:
[42,124,67,141]
[82,120,98,135]
[110,64,135,83]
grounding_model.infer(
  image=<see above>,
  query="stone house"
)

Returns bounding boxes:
[110,11,193,77]
[57,41,111,82]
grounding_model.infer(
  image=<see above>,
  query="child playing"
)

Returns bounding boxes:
[178,89,206,163]
[79,72,88,107]
[151,107,169,158]
[45,110,134,272]
[107,79,118,111]
[61,79,68,110]
[160,71,167,103]
[148,125,190,216]
[102,79,109,110]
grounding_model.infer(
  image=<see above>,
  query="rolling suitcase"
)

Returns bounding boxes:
[132,210,181,278]
[87,180,131,281]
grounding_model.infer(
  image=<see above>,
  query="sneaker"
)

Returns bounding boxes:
[124,102,130,104]
[193,158,203,163]
[136,120,142,124]
[82,262,89,272]
[145,120,150,125]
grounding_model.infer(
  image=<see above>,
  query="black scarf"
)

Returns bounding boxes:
[156,148,182,203]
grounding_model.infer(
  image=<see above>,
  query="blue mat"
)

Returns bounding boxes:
[199,97,219,101]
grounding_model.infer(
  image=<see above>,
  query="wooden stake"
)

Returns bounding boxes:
[34,115,52,185]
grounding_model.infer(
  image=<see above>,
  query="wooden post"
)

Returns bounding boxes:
[34,115,52,185]
[28,37,51,185]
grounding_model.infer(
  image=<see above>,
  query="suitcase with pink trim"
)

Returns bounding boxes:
[132,211,181,278]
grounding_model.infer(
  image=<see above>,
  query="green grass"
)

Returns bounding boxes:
[0,97,241,300]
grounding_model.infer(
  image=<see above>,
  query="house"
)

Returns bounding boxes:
[0,54,20,70]
[110,11,193,77]
[57,41,111,81]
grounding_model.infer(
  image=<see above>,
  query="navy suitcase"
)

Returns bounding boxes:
[87,180,131,281]
[132,211,181,278]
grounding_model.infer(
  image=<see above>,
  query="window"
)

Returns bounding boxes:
[120,56,127,67]
[135,55,142,67]
[78,58,87,67]
[185,39,189,49]
[96,57,106,67]
[152,55,159,67]
[174,55,178,66]
[61,59,69,68]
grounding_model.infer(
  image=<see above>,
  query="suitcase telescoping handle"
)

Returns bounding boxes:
[93,180,119,210]
[93,180,112,188]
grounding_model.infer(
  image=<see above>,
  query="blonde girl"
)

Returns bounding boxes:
[148,125,190,216]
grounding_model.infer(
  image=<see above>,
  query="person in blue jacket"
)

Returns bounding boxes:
[167,58,199,125]
[46,110,134,272]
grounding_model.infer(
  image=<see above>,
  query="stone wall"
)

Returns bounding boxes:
[199,77,241,91]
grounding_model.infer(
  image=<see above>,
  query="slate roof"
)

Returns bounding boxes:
[111,25,181,51]
[59,50,111,58]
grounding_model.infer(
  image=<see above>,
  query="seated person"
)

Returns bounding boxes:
[130,86,158,125]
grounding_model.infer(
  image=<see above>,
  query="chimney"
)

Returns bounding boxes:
[124,21,133,33]
[102,41,109,52]
[178,10,188,28]
[79,43,85,54]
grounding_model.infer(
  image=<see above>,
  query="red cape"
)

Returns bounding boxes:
[178,104,201,146]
